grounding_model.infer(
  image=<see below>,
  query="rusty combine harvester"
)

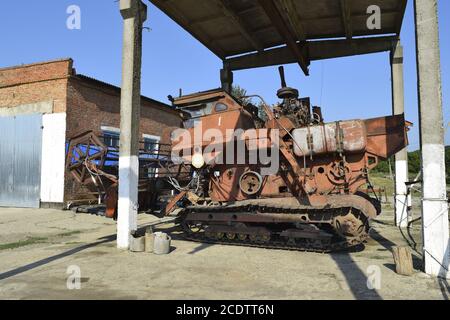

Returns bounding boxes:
[166,67,409,252]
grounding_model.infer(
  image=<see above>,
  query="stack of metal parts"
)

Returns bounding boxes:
[65,130,190,218]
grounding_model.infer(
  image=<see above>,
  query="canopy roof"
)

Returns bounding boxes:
[150,0,407,74]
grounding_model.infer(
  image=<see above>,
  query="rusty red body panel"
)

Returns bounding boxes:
[365,114,408,159]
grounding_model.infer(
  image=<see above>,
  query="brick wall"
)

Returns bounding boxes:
[0,59,72,113]
[66,75,181,144]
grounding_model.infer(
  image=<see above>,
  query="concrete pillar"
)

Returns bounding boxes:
[117,0,147,249]
[390,42,409,228]
[414,0,449,278]
[220,62,233,93]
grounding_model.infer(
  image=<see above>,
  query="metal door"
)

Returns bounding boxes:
[0,114,43,208]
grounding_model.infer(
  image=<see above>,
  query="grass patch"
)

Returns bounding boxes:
[65,241,83,244]
[368,173,394,196]
[57,230,82,237]
[0,231,82,251]
[369,255,389,260]
[0,237,48,251]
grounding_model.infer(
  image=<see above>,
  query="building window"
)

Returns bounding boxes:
[101,127,120,149]
[144,137,159,153]
[143,134,161,178]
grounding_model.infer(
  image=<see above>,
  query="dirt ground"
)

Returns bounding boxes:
[0,204,448,300]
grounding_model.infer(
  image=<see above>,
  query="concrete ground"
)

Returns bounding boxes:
[0,204,448,300]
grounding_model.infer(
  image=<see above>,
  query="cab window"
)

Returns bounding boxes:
[214,103,228,112]
[181,103,214,128]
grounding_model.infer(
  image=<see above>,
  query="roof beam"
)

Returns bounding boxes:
[151,0,226,58]
[226,36,398,71]
[216,0,263,52]
[340,0,353,39]
[395,0,408,35]
[190,14,223,26]
[238,6,261,16]
[257,0,309,75]
[246,8,400,41]
[277,0,306,41]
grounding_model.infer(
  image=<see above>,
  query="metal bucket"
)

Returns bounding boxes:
[153,232,171,255]
[144,232,154,253]
[129,236,145,252]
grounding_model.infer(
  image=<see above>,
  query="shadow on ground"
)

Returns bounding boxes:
[330,247,383,300]
[0,234,116,281]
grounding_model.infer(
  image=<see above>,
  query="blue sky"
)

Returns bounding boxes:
[0,1,449,150]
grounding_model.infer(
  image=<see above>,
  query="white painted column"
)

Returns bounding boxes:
[40,113,67,204]
[390,42,409,228]
[414,0,449,278]
[117,0,147,249]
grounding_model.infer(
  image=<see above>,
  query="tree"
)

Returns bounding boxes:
[231,85,251,105]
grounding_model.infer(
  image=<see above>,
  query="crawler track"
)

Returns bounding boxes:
[179,197,372,253]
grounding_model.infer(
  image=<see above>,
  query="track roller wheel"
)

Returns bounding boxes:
[183,221,203,234]
[287,238,296,245]
[214,232,224,240]
[237,234,247,241]
[333,208,369,243]
[226,233,236,240]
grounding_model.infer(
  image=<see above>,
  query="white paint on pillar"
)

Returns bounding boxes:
[415,0,450,278]
[394,159,408,227]
[117,155,139,248]
[421,144,449,279]
[391,42,409,228]
[117,0,147,249]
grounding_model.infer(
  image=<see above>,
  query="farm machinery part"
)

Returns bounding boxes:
[65,130,190,217]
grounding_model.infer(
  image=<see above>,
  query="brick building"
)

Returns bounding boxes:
[0,58,182,208]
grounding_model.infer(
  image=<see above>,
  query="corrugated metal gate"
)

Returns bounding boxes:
[0,114,43,208]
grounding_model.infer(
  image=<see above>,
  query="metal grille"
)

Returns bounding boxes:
[0,114,43,208]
